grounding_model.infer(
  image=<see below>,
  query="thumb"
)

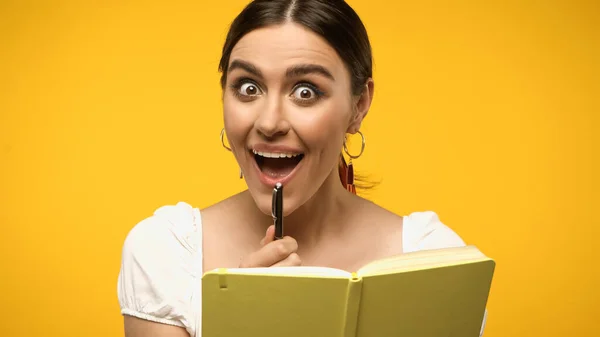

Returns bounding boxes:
[260,225,275,246]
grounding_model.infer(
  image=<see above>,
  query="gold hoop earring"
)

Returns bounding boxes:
[343,130,365,159]
[220,128,232,151]
[341,130,365,194]
[221,128,244,179]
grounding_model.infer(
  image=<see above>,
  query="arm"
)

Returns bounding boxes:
[124,316,190,337]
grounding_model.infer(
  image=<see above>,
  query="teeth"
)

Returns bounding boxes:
[253,150,302,158]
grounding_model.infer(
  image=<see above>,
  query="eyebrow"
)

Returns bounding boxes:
[229,60,263,78]
[286,64,335,81]
[228,59,335,81]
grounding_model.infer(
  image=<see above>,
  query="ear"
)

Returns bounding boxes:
[347,78,375,134]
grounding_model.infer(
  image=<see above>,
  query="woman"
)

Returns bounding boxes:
[117,1,478,336]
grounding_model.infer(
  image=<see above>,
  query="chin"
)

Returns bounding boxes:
[246,179,302,218]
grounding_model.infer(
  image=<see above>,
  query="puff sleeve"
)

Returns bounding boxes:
[117,202,202,337]
[402,211,467,253]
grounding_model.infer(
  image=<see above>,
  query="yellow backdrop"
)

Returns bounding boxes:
[0,0,597,336]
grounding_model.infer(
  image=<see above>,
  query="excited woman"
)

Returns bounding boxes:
[117,1,478,336]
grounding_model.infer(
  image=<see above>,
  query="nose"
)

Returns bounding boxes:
[254,97,290,139]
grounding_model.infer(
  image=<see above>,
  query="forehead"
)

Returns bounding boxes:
[229,23,345,77]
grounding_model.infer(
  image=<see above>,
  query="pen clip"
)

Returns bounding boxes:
[271,185,278,221]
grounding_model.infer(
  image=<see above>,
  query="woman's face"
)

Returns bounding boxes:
[223,22,366,216]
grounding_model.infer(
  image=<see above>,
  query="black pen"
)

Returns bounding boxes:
[272,182,283,240]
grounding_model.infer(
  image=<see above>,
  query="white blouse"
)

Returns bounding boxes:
[117,201,487,337]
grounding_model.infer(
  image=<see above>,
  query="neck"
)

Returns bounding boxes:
[287,173,354,247]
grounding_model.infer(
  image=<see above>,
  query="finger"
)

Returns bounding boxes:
[261,236,298,264]
[241,236,298,268]
[271,252,302,267]
[260,225,275,246]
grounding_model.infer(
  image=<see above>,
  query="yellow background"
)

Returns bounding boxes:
[0,0,597,336]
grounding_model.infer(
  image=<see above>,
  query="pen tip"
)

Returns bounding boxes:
[275,182,282,188]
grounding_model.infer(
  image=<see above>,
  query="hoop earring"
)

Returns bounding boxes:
[221,128,243,179]
[342,130,366,194]
[220,128,232,152]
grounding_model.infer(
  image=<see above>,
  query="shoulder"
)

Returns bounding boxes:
[120,202,202,264]
[401,211,467,253]
[117,201,202,336]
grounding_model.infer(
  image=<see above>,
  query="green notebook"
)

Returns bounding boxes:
[202,245,495,337]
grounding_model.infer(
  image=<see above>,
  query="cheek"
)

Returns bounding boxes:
[223,96,255,147]
[293,103,350,153]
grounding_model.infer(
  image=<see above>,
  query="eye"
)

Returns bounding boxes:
[293,86,315,100]
[290,83,324,105]
[238,82,261,96]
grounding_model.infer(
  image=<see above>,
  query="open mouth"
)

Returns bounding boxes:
[252,150,304,178]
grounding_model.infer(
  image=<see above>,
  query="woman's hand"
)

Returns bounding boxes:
[239,225,302,267]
